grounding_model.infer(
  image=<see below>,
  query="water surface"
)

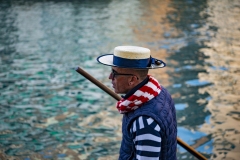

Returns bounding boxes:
[0,0,239,159]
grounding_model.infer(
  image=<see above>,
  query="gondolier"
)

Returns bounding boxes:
[97,46,177,160]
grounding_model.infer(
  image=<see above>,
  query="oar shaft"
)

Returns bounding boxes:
[75,66,207,160]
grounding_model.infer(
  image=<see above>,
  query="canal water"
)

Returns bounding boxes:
[0,0,239,159]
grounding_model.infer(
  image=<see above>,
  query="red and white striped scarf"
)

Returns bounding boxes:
[116,75,162,114]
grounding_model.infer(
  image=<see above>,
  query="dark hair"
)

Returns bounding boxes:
[133,69,149,80]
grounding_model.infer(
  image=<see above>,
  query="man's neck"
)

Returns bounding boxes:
[123,76,149,99]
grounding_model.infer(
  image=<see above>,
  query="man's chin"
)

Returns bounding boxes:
[114,91,125,94]
[113,88,126,94]
[113,89,121,94]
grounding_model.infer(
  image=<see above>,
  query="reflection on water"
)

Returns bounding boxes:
[198,0,240,159]
[0,0,239,159]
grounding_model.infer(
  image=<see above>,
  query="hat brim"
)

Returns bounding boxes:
[97,54,166,69]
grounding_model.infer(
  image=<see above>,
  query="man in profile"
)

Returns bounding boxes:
[97,46,177,160]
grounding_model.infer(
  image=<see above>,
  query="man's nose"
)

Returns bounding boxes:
[109,72,113,79]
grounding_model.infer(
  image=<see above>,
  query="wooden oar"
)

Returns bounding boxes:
[75,66,208,160]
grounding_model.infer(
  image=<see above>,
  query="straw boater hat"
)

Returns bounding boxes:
[97,46,166,69]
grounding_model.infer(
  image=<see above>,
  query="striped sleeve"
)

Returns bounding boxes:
[130,116,161,160]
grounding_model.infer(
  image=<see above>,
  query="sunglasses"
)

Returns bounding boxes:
[111,69,139,80]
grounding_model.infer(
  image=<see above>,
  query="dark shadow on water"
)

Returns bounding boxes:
[164,0,213,158]
[168,42,212,127]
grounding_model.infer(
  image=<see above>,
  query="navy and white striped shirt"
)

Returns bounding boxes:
[130,115,162,160]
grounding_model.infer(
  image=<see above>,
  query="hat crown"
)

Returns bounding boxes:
[114,46,150,59]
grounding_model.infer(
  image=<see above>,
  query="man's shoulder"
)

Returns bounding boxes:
[129,115,161,134]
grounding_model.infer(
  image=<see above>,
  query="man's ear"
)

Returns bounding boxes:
[128,75,138,86]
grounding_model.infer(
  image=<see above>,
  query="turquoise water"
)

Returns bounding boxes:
[0,0,240,159]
